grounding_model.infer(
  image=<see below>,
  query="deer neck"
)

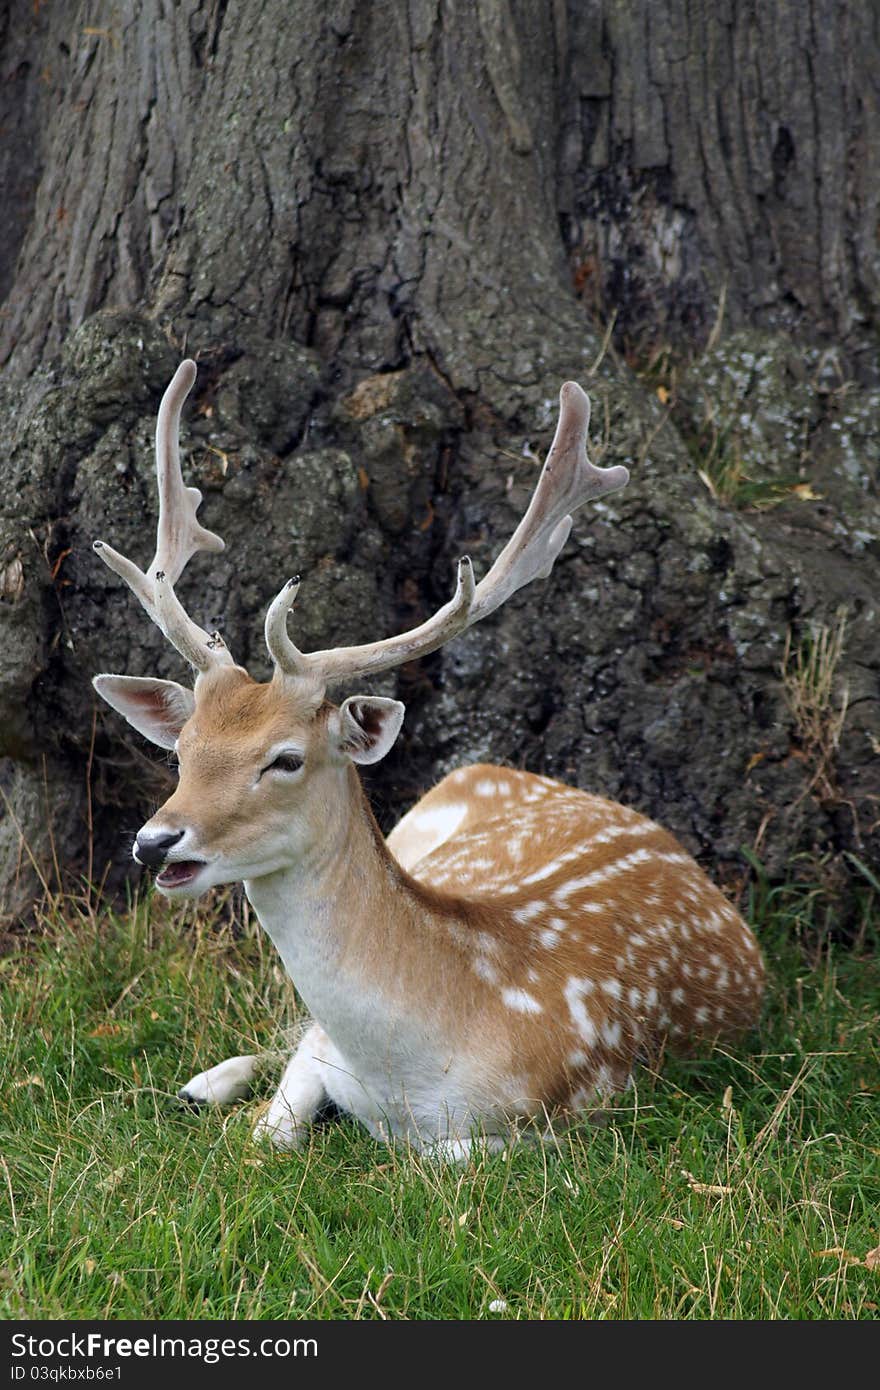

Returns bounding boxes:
[243,766,450,1036]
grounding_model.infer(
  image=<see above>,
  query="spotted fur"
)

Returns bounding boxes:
[91,366,763,1159]
[387,763,764,1116]
[105,667,764,1154]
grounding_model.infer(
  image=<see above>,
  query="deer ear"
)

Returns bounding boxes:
[93,675,195,750]
[329,696,405,766]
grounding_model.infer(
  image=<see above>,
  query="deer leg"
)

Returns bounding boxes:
[424,1133,511,1164]
[178,1054,260,1106]
[252,1023,329,1150]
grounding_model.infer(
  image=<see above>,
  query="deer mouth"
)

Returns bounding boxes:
[155,860,205,890]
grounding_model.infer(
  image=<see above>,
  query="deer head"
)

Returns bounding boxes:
[93,361,629,895]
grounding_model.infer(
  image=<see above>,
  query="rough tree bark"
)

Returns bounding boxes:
[0,0,877,926]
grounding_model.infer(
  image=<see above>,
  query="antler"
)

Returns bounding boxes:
[93,360,235,673]
[266,381,628,687]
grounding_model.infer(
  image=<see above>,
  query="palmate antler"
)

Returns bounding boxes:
[93,360,234,674]
[96,363,628,688]
[265,380,629,687]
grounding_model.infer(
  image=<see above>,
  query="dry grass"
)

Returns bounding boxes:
[780,610,850,798]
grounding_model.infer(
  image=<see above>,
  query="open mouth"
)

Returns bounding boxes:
[155,860,205,890]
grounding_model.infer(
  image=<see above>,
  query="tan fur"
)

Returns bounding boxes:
[138,670,764,1135]
[366,765,764,1113]
[97,366,761,1151]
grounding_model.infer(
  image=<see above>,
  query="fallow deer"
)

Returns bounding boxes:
[92,360,764,1159]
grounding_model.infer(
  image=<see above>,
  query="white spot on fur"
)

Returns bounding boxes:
[552,846,689,903]
[592,821,657,848]
[474,956,499,984]
[594,1064,614,1094]
[501,987,542,1014]
[553,848,653,901]
[513,901,546,925]
[564,977,597,1045]
[520,859,566,886]
[412,802,468,838]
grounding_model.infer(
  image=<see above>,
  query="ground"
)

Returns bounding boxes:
[0,883,877,1320]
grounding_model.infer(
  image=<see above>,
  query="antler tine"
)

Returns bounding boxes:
[265,577,309,678]
[154,359,226,584]
[266,380,627,691]
[267,558,477,685]
[467,381,628,625]
[93,359,234,674]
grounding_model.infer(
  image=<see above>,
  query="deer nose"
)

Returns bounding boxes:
[134,828,185,867]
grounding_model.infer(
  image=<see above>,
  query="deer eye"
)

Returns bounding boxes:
[263,752,304,776]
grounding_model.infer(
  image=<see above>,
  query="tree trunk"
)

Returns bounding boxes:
[560,0,880,359]
[1,0,877,926]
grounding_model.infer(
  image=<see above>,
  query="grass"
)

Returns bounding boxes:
[690,422,804,512]
[780,610,850,800]
[625,318,818,514]
[0,884,878,1320]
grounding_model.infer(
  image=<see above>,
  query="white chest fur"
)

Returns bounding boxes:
[243,871,491,1145]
